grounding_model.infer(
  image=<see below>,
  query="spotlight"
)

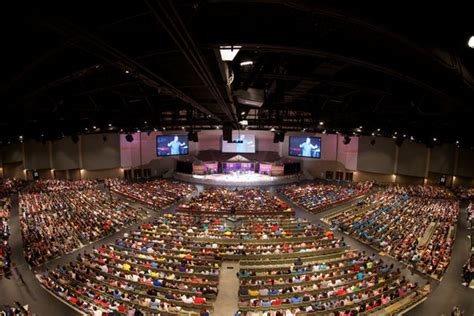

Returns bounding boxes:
[468,36,474,48]
[240,60,253,66]
[343,136,351,145]
[219,46,241,61]
[125,133,134,142]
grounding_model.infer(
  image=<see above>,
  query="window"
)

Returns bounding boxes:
[124,169,132,180]
[345,172,353,182]
[335,171,344,181]
[143,168,152,178]
[133,169,142,179]
[325,171,334,180]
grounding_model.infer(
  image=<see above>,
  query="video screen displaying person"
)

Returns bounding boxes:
[289,136,321,158]
[156,135,189,156]
[222,133,256,153]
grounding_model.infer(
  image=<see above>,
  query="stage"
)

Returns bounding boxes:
[174,172,300,186]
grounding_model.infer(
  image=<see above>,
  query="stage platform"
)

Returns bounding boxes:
[174,172,300,186]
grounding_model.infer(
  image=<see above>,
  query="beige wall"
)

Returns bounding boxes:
[3,162,25,180]
[353,171,395,184]
[80,168,123,179]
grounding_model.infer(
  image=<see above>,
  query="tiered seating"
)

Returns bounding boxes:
[178,188,293,216]
[107,178,196,209]
[0,178,26,199]
[278,182,373,214]
[19,180,148,266]
[237,250,419,315]
[325,188,458,279]
[385,184,454,199]
[0,199,12,274]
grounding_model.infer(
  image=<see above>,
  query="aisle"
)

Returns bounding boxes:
[407,205,473,316]
[214,261,240,316]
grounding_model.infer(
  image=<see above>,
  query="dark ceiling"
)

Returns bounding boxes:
[1,0,473,147]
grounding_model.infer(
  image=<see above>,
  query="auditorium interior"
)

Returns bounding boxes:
[1,1,473,315]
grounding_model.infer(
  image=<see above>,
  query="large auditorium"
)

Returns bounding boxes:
[1,1,473,316]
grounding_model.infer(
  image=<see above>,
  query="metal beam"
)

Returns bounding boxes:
[144,0,237,123]
[42,18,219,120]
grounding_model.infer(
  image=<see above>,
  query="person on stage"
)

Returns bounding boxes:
[167,136,186,155]
[299,137,320,157]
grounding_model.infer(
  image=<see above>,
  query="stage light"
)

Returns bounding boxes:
[468,36,474,48]
[219,46,241,61]
[240,60,253,66]
[125,133,134,142]
[319,121,324,126]
[343,136,351,145]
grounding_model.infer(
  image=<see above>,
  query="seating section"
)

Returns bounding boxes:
[0,199,12,275]
[325,187,458,279]
[39,208,424,315]
[178,188,293,216]
[278,182,373,214]
[107,178,196,209]
[19,180,148,266]
[237,250,419,315]
[0,178,26,199]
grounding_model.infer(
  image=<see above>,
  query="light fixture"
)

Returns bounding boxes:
[270,127,276,132]
[181,126,185,130]
[108,123,112,127]
[162,127,166,130]
[377,128,381,132]
[410,136,415,141]
[241,111,246,115]
[153,128,158,132]
[433,137,437,141]
[319,121,324,126]
[371,132,375,136]
[240,60,253,66]
[85,128,88,131]
[468,36,474,48]
[219,46,241,61]
[403,134,406,138]
[216,126,220,129]
[239,120,248,126]
[455,140,459,144]
[359,126,363,129]
[125,70,130,74]
[93,126,97,129]
[322,130,327,134]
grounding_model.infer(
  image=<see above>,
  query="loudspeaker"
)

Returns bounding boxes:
[223,123,232,142]
[188,131,198,142]
[273,131,285,143]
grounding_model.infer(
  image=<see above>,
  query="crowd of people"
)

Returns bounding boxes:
[178,188,293,215]
[385,184,454,199]
[0,199,12,275]
[326,187,459,279]
[0,178,26,199]
[278,182,373,213]
[107,178,196,209]
[237,253,419,315]
[37,206,426,315]
[19,180,148,266]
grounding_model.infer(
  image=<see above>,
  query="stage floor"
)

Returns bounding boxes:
[174,172,300,186]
